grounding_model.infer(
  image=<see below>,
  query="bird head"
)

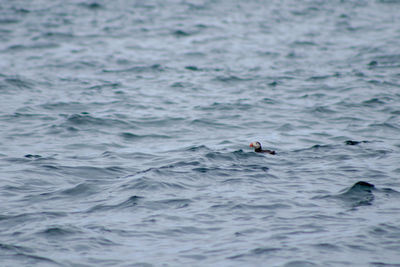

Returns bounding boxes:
[249,141,261,149]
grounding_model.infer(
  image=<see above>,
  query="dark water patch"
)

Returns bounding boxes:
[362,98,386,106]
[41,31,75,40]
[24,154,42,159]
[192,166,226,175]
[64,113,129,128]
[0,29,12,42]
[232,163,269,172]
[306,73,340,81]
[101,151,117,159]
[61,183,97,196]
[0,243,34,254]
[39,226,81,237]
[345,181,375,190]
[369,223,400,239]
[2,76,34,91]
[172,29,192,37]
[345,140,369,145]
[78,2,103,10]
[134,161,201,175]
[286,51,306,59]
[181,254,207,261]
[88,195,142,213]
[268,80,279,87]
[149,198,192,209]
[170,81,192,88]
[368,60,378,66]
[0,18,20,24]
[183,51,206,58]
[120,176,187,191]
[251,247,281,255]
[381,187,400,196]
[294,144,335,153]
[119,132,170,140]
[23,155,57,164]
[215,75,250,83]
[40,164,61,171]
[87,82,122,91]
[102,64,164,73]
[347,243,374,251]
[256,51,280,58]
[2,156,32,164]
[291,40,317,46]
[184,145,211,153]
[185,65,201,71]
[262,97,278,104]
[193,163,270,178]
[309,105,335,114]
[46,124,79,135]
[185,66,223,73]
[195,102,253,111]
[6,43,59,51]
[40,102,93,112]
[368,54,400,69]
[228,247,281,259]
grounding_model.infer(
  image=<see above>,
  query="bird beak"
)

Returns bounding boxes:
[249,143,253,147]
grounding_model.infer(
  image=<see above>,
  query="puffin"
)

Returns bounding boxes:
[250,141,276,155]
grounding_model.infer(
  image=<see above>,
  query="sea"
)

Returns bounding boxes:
[1,0,400,266]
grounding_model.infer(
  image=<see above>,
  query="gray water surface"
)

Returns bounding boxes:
[1,0,400,266]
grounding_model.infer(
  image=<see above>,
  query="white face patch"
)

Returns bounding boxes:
[252,142,261,149]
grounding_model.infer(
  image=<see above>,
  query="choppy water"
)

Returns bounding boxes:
[1,0,400,266]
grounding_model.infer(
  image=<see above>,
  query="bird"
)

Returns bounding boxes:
[250,141,275,154]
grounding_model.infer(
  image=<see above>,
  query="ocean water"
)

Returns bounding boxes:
[1,0,400,266]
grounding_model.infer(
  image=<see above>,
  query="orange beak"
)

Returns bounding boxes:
[249,143,253,147]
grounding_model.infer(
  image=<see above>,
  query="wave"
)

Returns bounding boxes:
[65,113,129,127]
[119,177,187,191]
[6,43,59,51]
[119,132,170,140]
[88,195,143,213]
[315,181,400,208]
[38,226,81,237]
[102,64,165,73]
[316,181,375,208]
[0,75,35,92]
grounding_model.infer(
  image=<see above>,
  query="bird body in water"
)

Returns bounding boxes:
[250,141,276,155]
